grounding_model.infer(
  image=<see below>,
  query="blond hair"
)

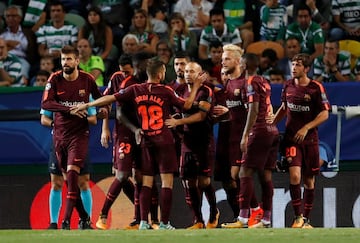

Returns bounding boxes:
[222,44,244,59]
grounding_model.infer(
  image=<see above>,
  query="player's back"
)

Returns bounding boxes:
[131,83,185,146]
[104,71,139,135]
[246,75,277,133]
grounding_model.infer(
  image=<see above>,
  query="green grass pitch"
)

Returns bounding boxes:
[1,228,360,243]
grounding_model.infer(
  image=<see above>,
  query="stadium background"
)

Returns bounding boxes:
[1,83,360,229]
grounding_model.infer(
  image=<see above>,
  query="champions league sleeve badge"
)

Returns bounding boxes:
[45,83,51,91]
[247,84,254,95]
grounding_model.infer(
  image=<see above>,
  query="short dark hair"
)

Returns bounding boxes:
[269,68,285,77]
[210,8,225,18]
[209,40,223,50]
[156,40,172,53]
[49,0,65,12]
[61,45,79,57]
[296,4,311,16]
[118,53,133,67]
[146,59,165,79]
[262,48,278,62]
[286,36,301,43]
[37,69,50,78]
[243,53,260,67]
[325,37,339,48]
[292,53,312,68]
[174,51,190,60]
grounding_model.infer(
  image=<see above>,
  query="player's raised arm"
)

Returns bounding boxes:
[72,95,117,113]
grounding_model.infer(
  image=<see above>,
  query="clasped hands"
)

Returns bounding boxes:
[70,104,108,119]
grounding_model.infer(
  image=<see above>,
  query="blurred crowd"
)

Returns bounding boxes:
[0,0,359,88]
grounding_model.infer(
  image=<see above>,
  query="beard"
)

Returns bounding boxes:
[225,66,235,75]
[63,66,75,75]
[176,72,184,79]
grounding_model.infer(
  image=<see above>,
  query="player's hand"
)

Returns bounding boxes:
[265,111,275,124]
[193,71,207,90]
[101,129,111,148]
[165,116,179,128]
[294,126,309,143]
[306,0,316,10]
[213,105,229,117]
[134,128,143,145]
[71,103,88,113]
[69,108,87,118]
[97,107,109,119]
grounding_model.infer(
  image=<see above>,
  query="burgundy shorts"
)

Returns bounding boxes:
[284,141,320,176]
[140,144,178,176]
[229,140,243,166]
[54,134,88,172]
[180,142,214,179]
[214,122,231,181]
[243,130,279,171]
[113,133,140,172]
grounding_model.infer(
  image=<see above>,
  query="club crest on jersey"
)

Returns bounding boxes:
[234,88,240,96]
[304,94,311,102]
[45,83,51,91]
[79,89,86,97]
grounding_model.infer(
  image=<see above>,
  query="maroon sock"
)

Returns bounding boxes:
[101,178,123,216]
[261,180,273,212]
[261,180,273,222]
[289,184,302,216]
[239,176,254,210]
[187,186,203,223]
[122,179,135,203]
[236,179,241,211]
[202,184,217,212]
[160,187,172,223]
[139,185,152,221]
[223,185,239,218]
[134,184,142,221]
[150,184,159,222]
[250,191,259,209]
[63,170,79,221]
[303,188,314,219]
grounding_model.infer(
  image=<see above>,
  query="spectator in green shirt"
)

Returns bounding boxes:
[77,38,105,86]
[285,4,324,62]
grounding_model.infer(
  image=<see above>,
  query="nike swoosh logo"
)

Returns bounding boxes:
[57,91,65,95]
[74,158,82,162]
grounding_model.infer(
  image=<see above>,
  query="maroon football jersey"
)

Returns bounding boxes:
[41,70,102,139]
[281,79,330,144]
[246,75,277,132]
[166,79,182,92]
[103,71,139,137]
[114,82,185,145]
[180,84,214,149]
[225,75,247,142]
